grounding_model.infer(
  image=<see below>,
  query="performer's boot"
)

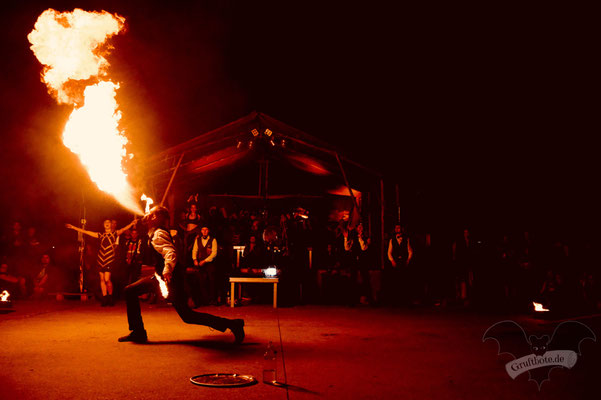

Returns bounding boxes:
[118,329,148,343]
[101,295,108,307]
[107,294,114,306]
[229,319,245,344]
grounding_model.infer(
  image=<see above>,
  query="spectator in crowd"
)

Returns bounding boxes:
[547,239,571,278]
[23,226,44,277]
[420,232,452,307]
[409,232,434,306]
[343,223,372,305]
[452,228,474,306]
[315,243,343,303]
[31,253,55,299]
[182,203,202,269]
[207,206,227,241]
[385,224,413,305]
[234,234,269,305]
[5,221,26,258]
[248,219,264,246]
[124,227,145,285]
[66,218,136,306]
[0,259,27,298]
[26,226,42,253]
[511,231,537,310]
[539,269,565,311]
[577,271,599,312]
[495,234,517,305]
[241,235,266,272]
[189,224,218,306]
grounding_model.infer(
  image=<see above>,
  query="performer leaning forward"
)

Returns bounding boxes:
[117,205,244,344]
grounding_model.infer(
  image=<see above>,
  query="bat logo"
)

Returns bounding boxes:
[483,320,596,390]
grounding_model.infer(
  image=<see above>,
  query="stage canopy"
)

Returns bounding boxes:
[143,111,382,204]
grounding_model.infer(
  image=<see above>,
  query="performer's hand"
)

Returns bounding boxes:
[65,223,75,230]
[391,260,397,268]
[163,271,172,284]
[194,260,199,266]
[198,260,206,267]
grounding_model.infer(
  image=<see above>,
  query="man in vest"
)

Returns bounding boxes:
[384,224,413,305]
[191,224,218,306]
[118,206,244,344]
[387,224,413,268]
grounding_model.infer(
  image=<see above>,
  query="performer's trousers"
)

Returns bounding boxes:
[124,272,230,333]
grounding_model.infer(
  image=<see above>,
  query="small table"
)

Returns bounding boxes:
[229,277,279,308]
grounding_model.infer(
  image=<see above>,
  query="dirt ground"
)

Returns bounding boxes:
[1,299,598,399]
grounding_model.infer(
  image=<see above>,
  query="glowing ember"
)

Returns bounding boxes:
[155,273,169,298]
[28,9,144,215]
[533,302,549,312]
[1,290,10,302]
[141,194,154,214]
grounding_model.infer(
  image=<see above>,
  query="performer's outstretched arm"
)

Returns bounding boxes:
[116,219,138,236]
[65,224,99,238]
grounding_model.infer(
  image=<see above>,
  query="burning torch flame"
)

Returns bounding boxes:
[141,194,154,214]
[28,9,144,215]
[1,290,10,302]
[533,302,549,312]
[155,273,169,298]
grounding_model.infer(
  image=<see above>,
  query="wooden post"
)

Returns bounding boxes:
[335,153,359,210]
[335,152,361,230]
[264,159,269,202]
[168,193,176,227]
[258,160,263,196]
[160,152,185,207]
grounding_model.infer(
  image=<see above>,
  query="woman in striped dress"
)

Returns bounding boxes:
[66,219,136,306]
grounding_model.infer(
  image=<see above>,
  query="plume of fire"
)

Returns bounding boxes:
[1,290,10,302]
[28,9,144,215]
[141,194,154,214]
[533,302,549,312]
[155,273,169,298]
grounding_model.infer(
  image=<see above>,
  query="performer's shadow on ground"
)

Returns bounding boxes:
[143,339,261,350]
[265,381,320,395]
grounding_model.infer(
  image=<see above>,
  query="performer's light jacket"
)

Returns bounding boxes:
[147,227,178,278]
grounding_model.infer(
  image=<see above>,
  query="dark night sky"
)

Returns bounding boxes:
[0,1,598,237]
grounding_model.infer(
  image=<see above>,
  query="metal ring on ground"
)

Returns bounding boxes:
[190,373,258,388]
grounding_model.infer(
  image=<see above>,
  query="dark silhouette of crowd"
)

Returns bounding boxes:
[2,200,599,317]
[0,222,66,300]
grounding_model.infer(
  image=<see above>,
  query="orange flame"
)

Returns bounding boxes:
[533,302,549,312]
[28,9,144,215]
[141,194,154,214]
[155,273,169,298]
[1,290,10,302]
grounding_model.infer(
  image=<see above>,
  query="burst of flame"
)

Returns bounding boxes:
[141,194,154,214]
[155,273,169,298]
[28,9,144,215]
[1,290,10,302]
[533,302,549,312]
